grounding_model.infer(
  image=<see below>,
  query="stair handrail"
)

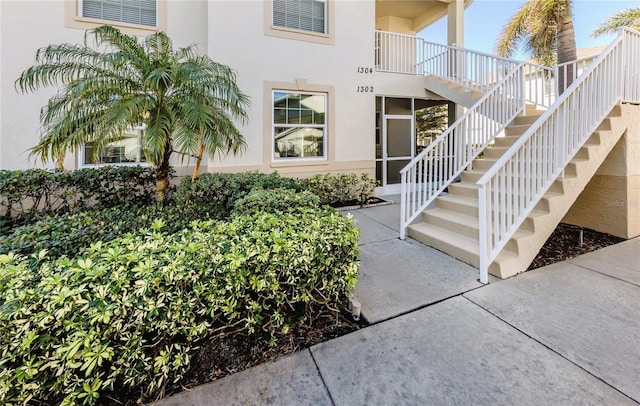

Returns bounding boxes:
[399,63,527,239]
[476,28,640,284]
[375,30,557,106]
[421,40,557,107]
[375,30,427,75]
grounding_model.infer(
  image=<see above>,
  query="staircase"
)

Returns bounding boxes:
[390,28,640,283]
[408,105,626,278]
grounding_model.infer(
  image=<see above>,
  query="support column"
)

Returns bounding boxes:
[447,0,465,126]
[447,0,464,47]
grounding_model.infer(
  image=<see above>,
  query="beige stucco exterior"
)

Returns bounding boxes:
[0,0,208,171]
[0,0,467,178]
[563,104,640,238]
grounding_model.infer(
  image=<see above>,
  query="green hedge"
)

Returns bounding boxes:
[232,188,319,216]
[0,167,158,231]
[175,171,303,219]
[0,206,196,259]
[300,173,377,206]
[0,208,359,405]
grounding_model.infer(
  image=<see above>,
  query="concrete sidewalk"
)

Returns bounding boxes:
[156,199,640,406]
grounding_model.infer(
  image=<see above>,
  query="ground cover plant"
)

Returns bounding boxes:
[0,168,370,405]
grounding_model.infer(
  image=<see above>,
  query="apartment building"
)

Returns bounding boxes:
[0,0,470,194]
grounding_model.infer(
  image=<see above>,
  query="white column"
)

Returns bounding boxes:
[447,0,465,121]
[447,0,464,47]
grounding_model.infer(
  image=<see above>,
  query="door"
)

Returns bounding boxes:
[376,97,414,195]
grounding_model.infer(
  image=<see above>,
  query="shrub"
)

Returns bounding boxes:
[0,167,159,231]
[0,205,196,259]
[232,188,320,216]
[0,208,359,405]
[301,173,377,206]
[175,171,303,219]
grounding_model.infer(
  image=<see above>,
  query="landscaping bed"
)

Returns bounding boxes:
[0,169,376,405]
[528,223,626,270]
[105,298,365,405]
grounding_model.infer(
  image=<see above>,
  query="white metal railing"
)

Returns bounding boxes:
[476,28,640,284]
[375,30,426,74]
[376,31,558,107]
[395,35,554,242]
[421,40,521,92]
[555,55,596,94]
[399,65,526,239]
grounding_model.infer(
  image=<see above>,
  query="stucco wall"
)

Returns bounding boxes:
[2,0,449,179]
[0,0,208,170]
[563,104,640,238]
[205,0,378,177]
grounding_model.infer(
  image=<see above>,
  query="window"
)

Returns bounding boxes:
[81,0,157,27]
[273,91,326,160]
[273,0,326,34]
[82,127,147,166]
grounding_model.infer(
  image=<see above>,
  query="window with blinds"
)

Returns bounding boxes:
[273,0,326,34]
[82,0,157,27]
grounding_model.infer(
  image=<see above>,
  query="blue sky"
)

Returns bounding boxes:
[419,0,638,59]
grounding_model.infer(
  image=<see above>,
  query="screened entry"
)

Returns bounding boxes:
[375,97,449,194]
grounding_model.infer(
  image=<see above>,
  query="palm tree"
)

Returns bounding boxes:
[592,7,640,37]
[16,25,249,203]
[496,0,577,92]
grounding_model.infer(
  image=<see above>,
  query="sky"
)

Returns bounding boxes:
[419,0,638,60]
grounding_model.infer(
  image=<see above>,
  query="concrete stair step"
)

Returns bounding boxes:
[472,158,498,170]
[447,182,479,198]
[512,114,543,126]
[421,208,479,239]
[407,222,480,267]
[483,146,510,159]
[494,136,523,147]
[504,124,532,137]
[435,194,479,217]
[459,170,488,183]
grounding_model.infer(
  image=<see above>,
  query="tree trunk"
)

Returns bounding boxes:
[557,10,577,94]
[155,141,173,204]
[191,143,205,182]
[55,152,65,171]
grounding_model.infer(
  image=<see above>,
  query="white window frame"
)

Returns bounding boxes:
[272,0,327,35]
[79,125,150,168]
[66,1,165,36]
[272,90,327,162]
[78,0,158,28]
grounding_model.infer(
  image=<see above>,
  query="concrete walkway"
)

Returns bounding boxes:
[156,199,640,405]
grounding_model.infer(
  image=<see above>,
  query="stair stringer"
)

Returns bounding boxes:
[424,75,484,109]
[490,105,626,278]
[407,105,627,279]
[425,75,542,122]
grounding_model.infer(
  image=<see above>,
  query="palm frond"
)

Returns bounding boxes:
[495,0,574,66]
[495,1,535,57]
[592,7,640,37]
[20,25,249,191]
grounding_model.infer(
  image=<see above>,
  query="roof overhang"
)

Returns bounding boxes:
[376,0,474,33]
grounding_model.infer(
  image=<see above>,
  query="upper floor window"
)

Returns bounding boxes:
[273,0,326,34]
[81,0,157,27]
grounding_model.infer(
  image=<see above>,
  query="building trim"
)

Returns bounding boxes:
[264,80,336,168]
[64,0,167,36]
[263,0,335,45]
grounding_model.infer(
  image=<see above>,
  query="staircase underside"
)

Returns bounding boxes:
[407,104,627,279]
[424,75,484,108]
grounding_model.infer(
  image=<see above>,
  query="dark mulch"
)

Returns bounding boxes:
[101,298,365,405]
[329,196,389,209]
[528,223,626,271]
